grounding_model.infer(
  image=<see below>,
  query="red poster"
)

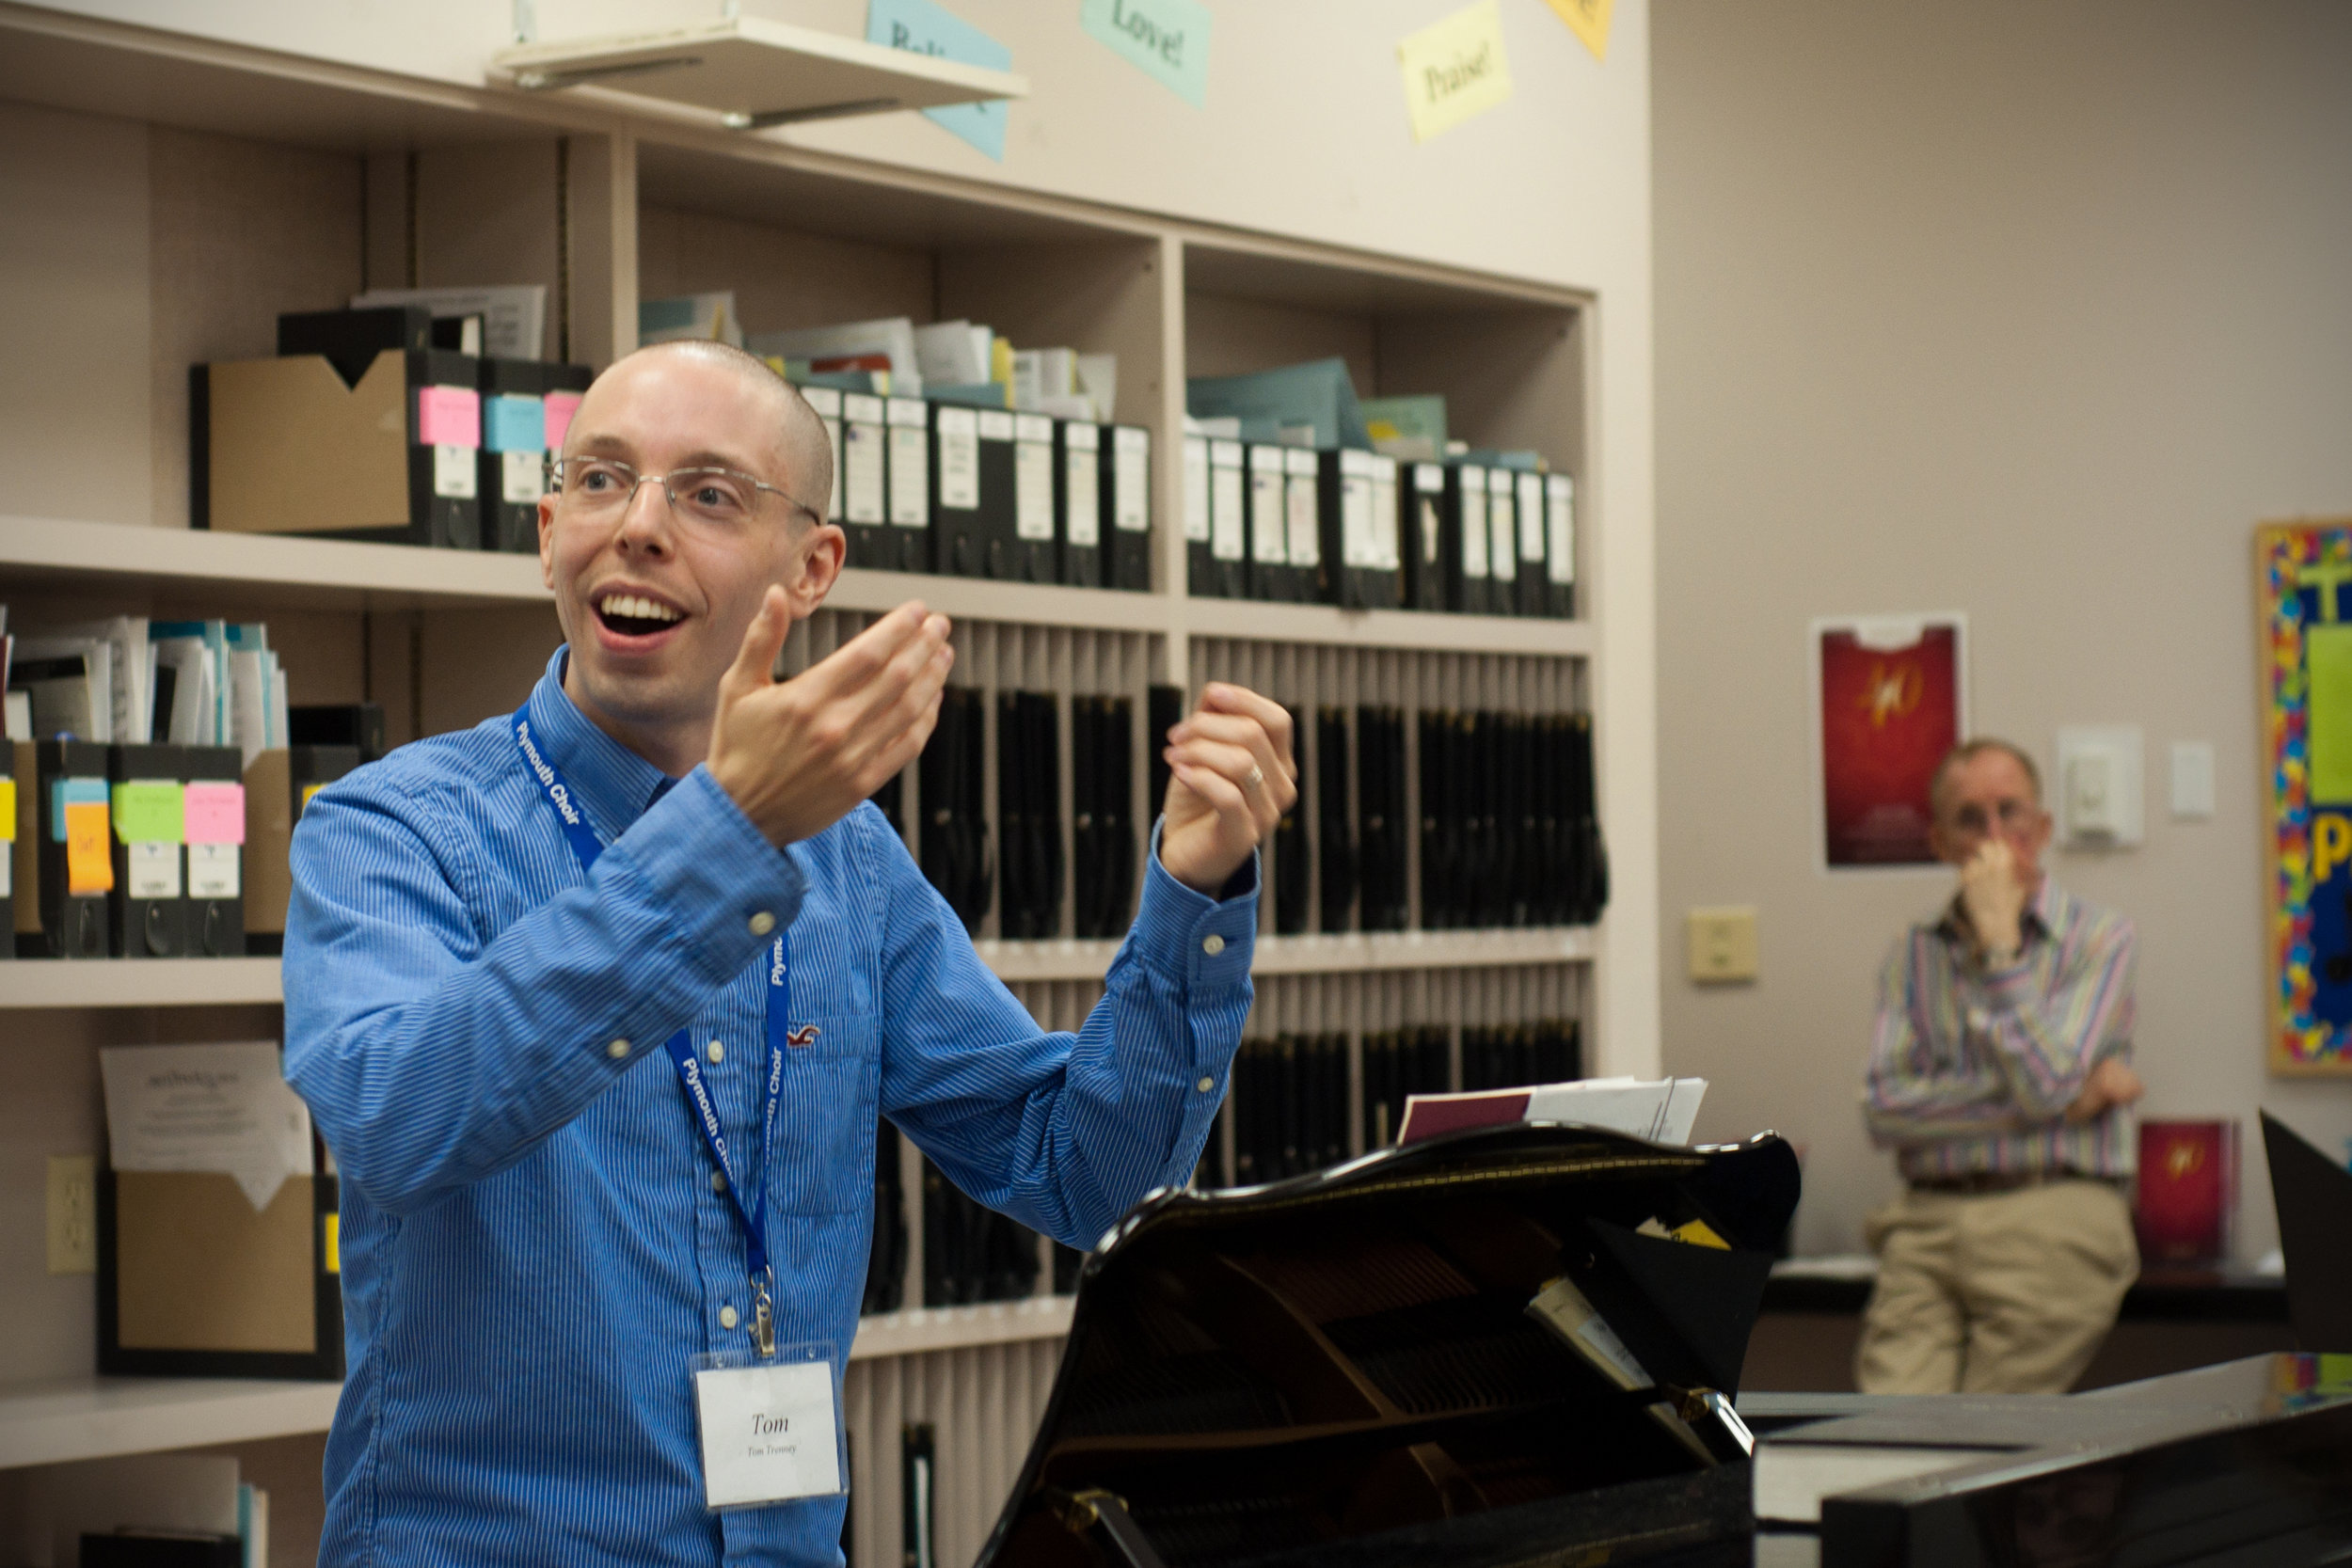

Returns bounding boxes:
[1816,618,1964,868]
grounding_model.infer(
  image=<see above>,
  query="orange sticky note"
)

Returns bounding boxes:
[64,800,113,895]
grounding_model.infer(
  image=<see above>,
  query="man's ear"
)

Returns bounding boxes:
[784,522,847,617]
[536,495,559,590]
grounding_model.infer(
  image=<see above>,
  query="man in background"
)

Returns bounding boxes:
[1857,737,2143,1393]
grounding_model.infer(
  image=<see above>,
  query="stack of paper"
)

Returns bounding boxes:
[352,284,547,360]
[641,292,743,350]
[748,316,923,396]
[1396,1075,1709,1147]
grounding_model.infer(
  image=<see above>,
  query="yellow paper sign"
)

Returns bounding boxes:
[64,800,114,895]
[1398,0,1514,144]
[1543,0,1613,61]
[0,778,14,843]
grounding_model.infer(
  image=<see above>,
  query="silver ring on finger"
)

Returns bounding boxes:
[1243,764,1265,794]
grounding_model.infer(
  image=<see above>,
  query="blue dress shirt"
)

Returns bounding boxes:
[283,648,1256,1566]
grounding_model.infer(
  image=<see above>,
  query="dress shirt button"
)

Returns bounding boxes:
[1968,1009,1990,1032]
[720,1305,739,1330]
[1197,1076,1216,1093]
[1201,933,1225,957]
[749,911,776,937]
[707,1040,725,1065]
[711,1170,728,1194]
[606,1037,630,1060]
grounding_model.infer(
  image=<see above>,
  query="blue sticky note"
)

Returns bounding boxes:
[1080,0,1211,108]
[485,394,547,454]
[54,777,106,840]
[866,0,1010,162]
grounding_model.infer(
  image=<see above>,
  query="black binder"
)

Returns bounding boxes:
[1358,705,1409,930]
[1283,447,1327,603]
[1148,685,1184,821]
[1273,705,1311,934]
[289,702,388,764]
[1012,414,1059,583]
[1446,464,1494,614]
[1485,466,1521,618]
[1419,709,1455,930]
[931,404,984,578]
[1405,461,1450,611]
[1247,444,1296,601]
[797,384,846,530]
[37,738,112,958]
[1322,448,1397,610]
[977,410,1022,578]
[1183,435,1216,594]
[1315,707,1356,933]
[922,1154,1041,1307]
[106,744,187,959]
[998,690,1063,939]
[183,745,246,958]
[863,1119,909,1316]
[840,393,889,568]
[1058,420,1104,589]
[1072,695,1136,939]
[1512,472,1549,618]
[918,687,993,934]
[1206,439,1248,598]
[1565,713,1609,925]
[883,395,933,574]
[1543,473,1577,619]
[973,1124,1798,1568]
[477,357,546,553]
[1106,424,1152,592]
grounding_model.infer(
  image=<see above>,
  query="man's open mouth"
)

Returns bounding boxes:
[596,593,684,638]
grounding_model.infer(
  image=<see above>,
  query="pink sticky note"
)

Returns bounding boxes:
[418,386,481,448]
[183,782,246,845]
[543,391,583,451]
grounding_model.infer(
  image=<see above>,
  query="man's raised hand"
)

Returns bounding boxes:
[710,589,953,847]
[1158,683,1299,895]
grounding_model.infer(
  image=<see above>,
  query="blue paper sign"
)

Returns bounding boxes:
[866,0,1010,163]
[1080,0,1211,109]
[484,395,547,454]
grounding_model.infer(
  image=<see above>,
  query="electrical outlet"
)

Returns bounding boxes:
[47,1154,96,1275]
[1687,906,1759,984]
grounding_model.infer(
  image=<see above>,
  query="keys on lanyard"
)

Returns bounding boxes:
[514,705,792,1357]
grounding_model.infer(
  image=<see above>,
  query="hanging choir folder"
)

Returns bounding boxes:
[1107,425,1152,592]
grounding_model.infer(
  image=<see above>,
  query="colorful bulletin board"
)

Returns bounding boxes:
[2259,522,2352,1075]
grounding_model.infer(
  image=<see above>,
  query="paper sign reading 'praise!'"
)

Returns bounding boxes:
[1399,1,1514,143]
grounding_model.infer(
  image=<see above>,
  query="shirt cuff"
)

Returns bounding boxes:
[607,766,808,990]
[1129,818,1257,990]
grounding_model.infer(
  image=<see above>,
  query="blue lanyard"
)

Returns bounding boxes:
[514,707,787,1349]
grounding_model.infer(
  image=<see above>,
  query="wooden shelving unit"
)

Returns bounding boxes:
[0,13,1623,1565]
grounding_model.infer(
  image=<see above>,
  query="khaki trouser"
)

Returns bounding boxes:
[1855,1178,2138,1395]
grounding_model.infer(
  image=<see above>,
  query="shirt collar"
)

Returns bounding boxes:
[524,646,676,843]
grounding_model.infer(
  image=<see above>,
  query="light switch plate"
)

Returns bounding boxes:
[2170,740,2215,819]
[2056,725,2144,848]
[1687,906,1758,984]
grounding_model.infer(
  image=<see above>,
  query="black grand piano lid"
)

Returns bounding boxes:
[975,1122,1801,1568]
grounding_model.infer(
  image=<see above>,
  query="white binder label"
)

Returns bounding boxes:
[1489,486,1518,583]
[1114,433,1151,533]
[1338,476,1374,568]
[188,842,240,899]
[1461,486,1489,578]
[501,450,541,504]
[1287,475,1322,568]
[978,410,1017,442]
[1249,470,1288,563]
[887,426,929,527]
[128,840,180,899]
[1015,439,1056,541]
[1519,475,1547,562]
[821,418,844,519]
[1066,449,1101,546]
[936,408,980,510]
[433,445,477,499]
[1371,473,1399,571]
[844,421,886,525]
[1211,465,1247,561]
[1183,437,1210,542]
[1548,476,1576,585]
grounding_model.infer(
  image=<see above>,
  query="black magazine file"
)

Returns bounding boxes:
[975,1123,1797,1568]
[2262,1111,2352,1352]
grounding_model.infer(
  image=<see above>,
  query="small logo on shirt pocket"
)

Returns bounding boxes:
[786,1023,822,1050]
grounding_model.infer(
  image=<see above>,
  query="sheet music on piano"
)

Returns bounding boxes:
[1396,1077,1710,1148]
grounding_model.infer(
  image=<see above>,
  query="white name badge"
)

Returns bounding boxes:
[693,1354,843,1511]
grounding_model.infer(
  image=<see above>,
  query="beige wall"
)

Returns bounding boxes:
[1652,0,2352,1259]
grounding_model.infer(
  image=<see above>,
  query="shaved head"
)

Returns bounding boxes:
[597,340,834,527]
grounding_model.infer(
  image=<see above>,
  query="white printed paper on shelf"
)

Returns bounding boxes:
[188,842,240,898]
[99,1040,313,1212]
[695,1359,841,1508]
[433,444,477,499]
[1397,1076,1709,1148]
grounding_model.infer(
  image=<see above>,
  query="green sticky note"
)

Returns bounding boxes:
[2312,625,2352,803]
[111,780,184,845]
[1081,0,1212,108]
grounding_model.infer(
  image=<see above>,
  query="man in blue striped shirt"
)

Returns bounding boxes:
[283,341,1297,1565]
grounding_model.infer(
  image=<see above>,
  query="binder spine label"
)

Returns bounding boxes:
[188,842,240,898]
[1066,448,1101,545]
[1489,485,1518,582]
[1183,437,1211,542]
[1372,473,1400,570]
[1287,474,1321,567]
[937,408,981,510]
[1548,476,1576,584]
[183,783,246,844]
[501,450,541,504]
[433,444,478,499]
[1015,438,1056,542]
[1519,475,1547,562]
[844,420,886,525]
[1114,430,1151,532]
[128,840,181,898]
[1461,484,1490,578]
[1210,448,1247,562]
[1249,467,1288,563]
[888,426,930,527]
[542,391,584,451]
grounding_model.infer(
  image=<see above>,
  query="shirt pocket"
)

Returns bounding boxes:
[765,1011,878,1217]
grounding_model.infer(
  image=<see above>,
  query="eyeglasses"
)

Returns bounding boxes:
[1947,800,2039,836]
[548,455,818,533]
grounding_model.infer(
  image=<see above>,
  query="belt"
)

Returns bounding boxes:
[1907,1168,2124,1196]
